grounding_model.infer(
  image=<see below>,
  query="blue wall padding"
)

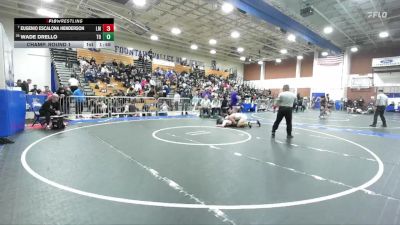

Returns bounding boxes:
[0,90,26,137]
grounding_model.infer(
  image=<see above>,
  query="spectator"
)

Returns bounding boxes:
[160,101,169,112]
[211,95,221,117]
[73,86,85,117]
[30,84,40,95]
[134,81,142,93]
[221,96,229,115]
[200,95,211,117]
[173,91,181,111]
[230,89,238,107]
[68,75,79,91]
[43,86,53,97]
[57,86,71,114]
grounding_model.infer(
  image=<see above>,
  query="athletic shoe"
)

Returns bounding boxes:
[287,135,294,139]
[257,120,261,127]
[0,138,14,144]
[248,122,252,128]
[271,132,275,138]
[382,124,387,127]
[369,124,376,127]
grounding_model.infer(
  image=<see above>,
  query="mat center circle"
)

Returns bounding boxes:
[152,126,252,146]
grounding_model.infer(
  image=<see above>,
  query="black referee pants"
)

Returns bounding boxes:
[372,106,387,126]
[272,106,293,135]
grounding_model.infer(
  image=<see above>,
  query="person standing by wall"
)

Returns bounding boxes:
[271,84,297,138]
[370,89,388,127]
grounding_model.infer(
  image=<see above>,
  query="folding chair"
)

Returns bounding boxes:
[32,106,46,127]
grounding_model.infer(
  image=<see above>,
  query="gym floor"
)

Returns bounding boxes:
[1,111,400,225]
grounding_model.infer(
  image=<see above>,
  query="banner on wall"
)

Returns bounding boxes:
[113,45,205,67]
[372,56,400,67]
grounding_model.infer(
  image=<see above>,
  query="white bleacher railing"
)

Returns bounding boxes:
[60,96,196,119]
[256,98,274,112]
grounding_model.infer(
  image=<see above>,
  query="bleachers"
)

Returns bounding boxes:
[89,78,128,96]
[134,58,152,74]
[77,49,134,65]
[50,49,95,96]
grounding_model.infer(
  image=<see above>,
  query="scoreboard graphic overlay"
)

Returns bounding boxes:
[14,18,114,48]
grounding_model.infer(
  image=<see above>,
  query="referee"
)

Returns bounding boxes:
[370,89,388,127]
[272,84,297,138]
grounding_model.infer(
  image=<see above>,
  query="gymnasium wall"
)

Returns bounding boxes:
[245,52,345,99]
[346,87,376,102]
[350,47,400,75]
[0,17,52,89]
[300,55,314,77]
[245,48,400,100]
[312,60,345,100]
[349,46,400,105]
[244,63,260,80]
[265,58,296,79]
[107,38,244,79]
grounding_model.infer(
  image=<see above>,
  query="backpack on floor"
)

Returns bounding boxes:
[51,116,65,130]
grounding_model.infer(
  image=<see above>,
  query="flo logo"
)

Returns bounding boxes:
[367,11,388,18]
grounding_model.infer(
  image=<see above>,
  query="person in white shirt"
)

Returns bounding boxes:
[211,96,221,117]
[272,84,297,138]
[200,95,211,117]
[370,89,388,127]
[160,101,169,112]
[134,81,142,93]
[173,92,180,111]
[68,75,79,91]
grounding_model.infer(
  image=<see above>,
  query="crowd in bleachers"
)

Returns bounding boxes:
[79,56,275,116]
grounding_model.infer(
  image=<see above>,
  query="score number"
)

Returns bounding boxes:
[103,24,114,32]
[103,24,114,41]
[96,33,114,41]
[96,24,114,41]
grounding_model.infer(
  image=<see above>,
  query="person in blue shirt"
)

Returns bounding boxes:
[73,87,85,116]
[230,90,238,107]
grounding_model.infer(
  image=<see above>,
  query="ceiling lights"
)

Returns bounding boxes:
[379,31,389,38]
[323,26,333,34]
[36,8,59,18]
[221,2,234,13]
[41,0,54,2]
[210,49,216,54]
[133,0,146,7]
[190,44,198,50]
[280,49,288,54]
[209,39,217,45]
[171,27,181,35]
[237,47,244,53]
[258,60,263,65]
[276,59,282,63]
[150,34,158,41]
[240,56,246,61]
[297,55,303,60]
[321,51,329,56]
[287,34,296,42]
[231,31,240,38]
[350,47,358,52]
